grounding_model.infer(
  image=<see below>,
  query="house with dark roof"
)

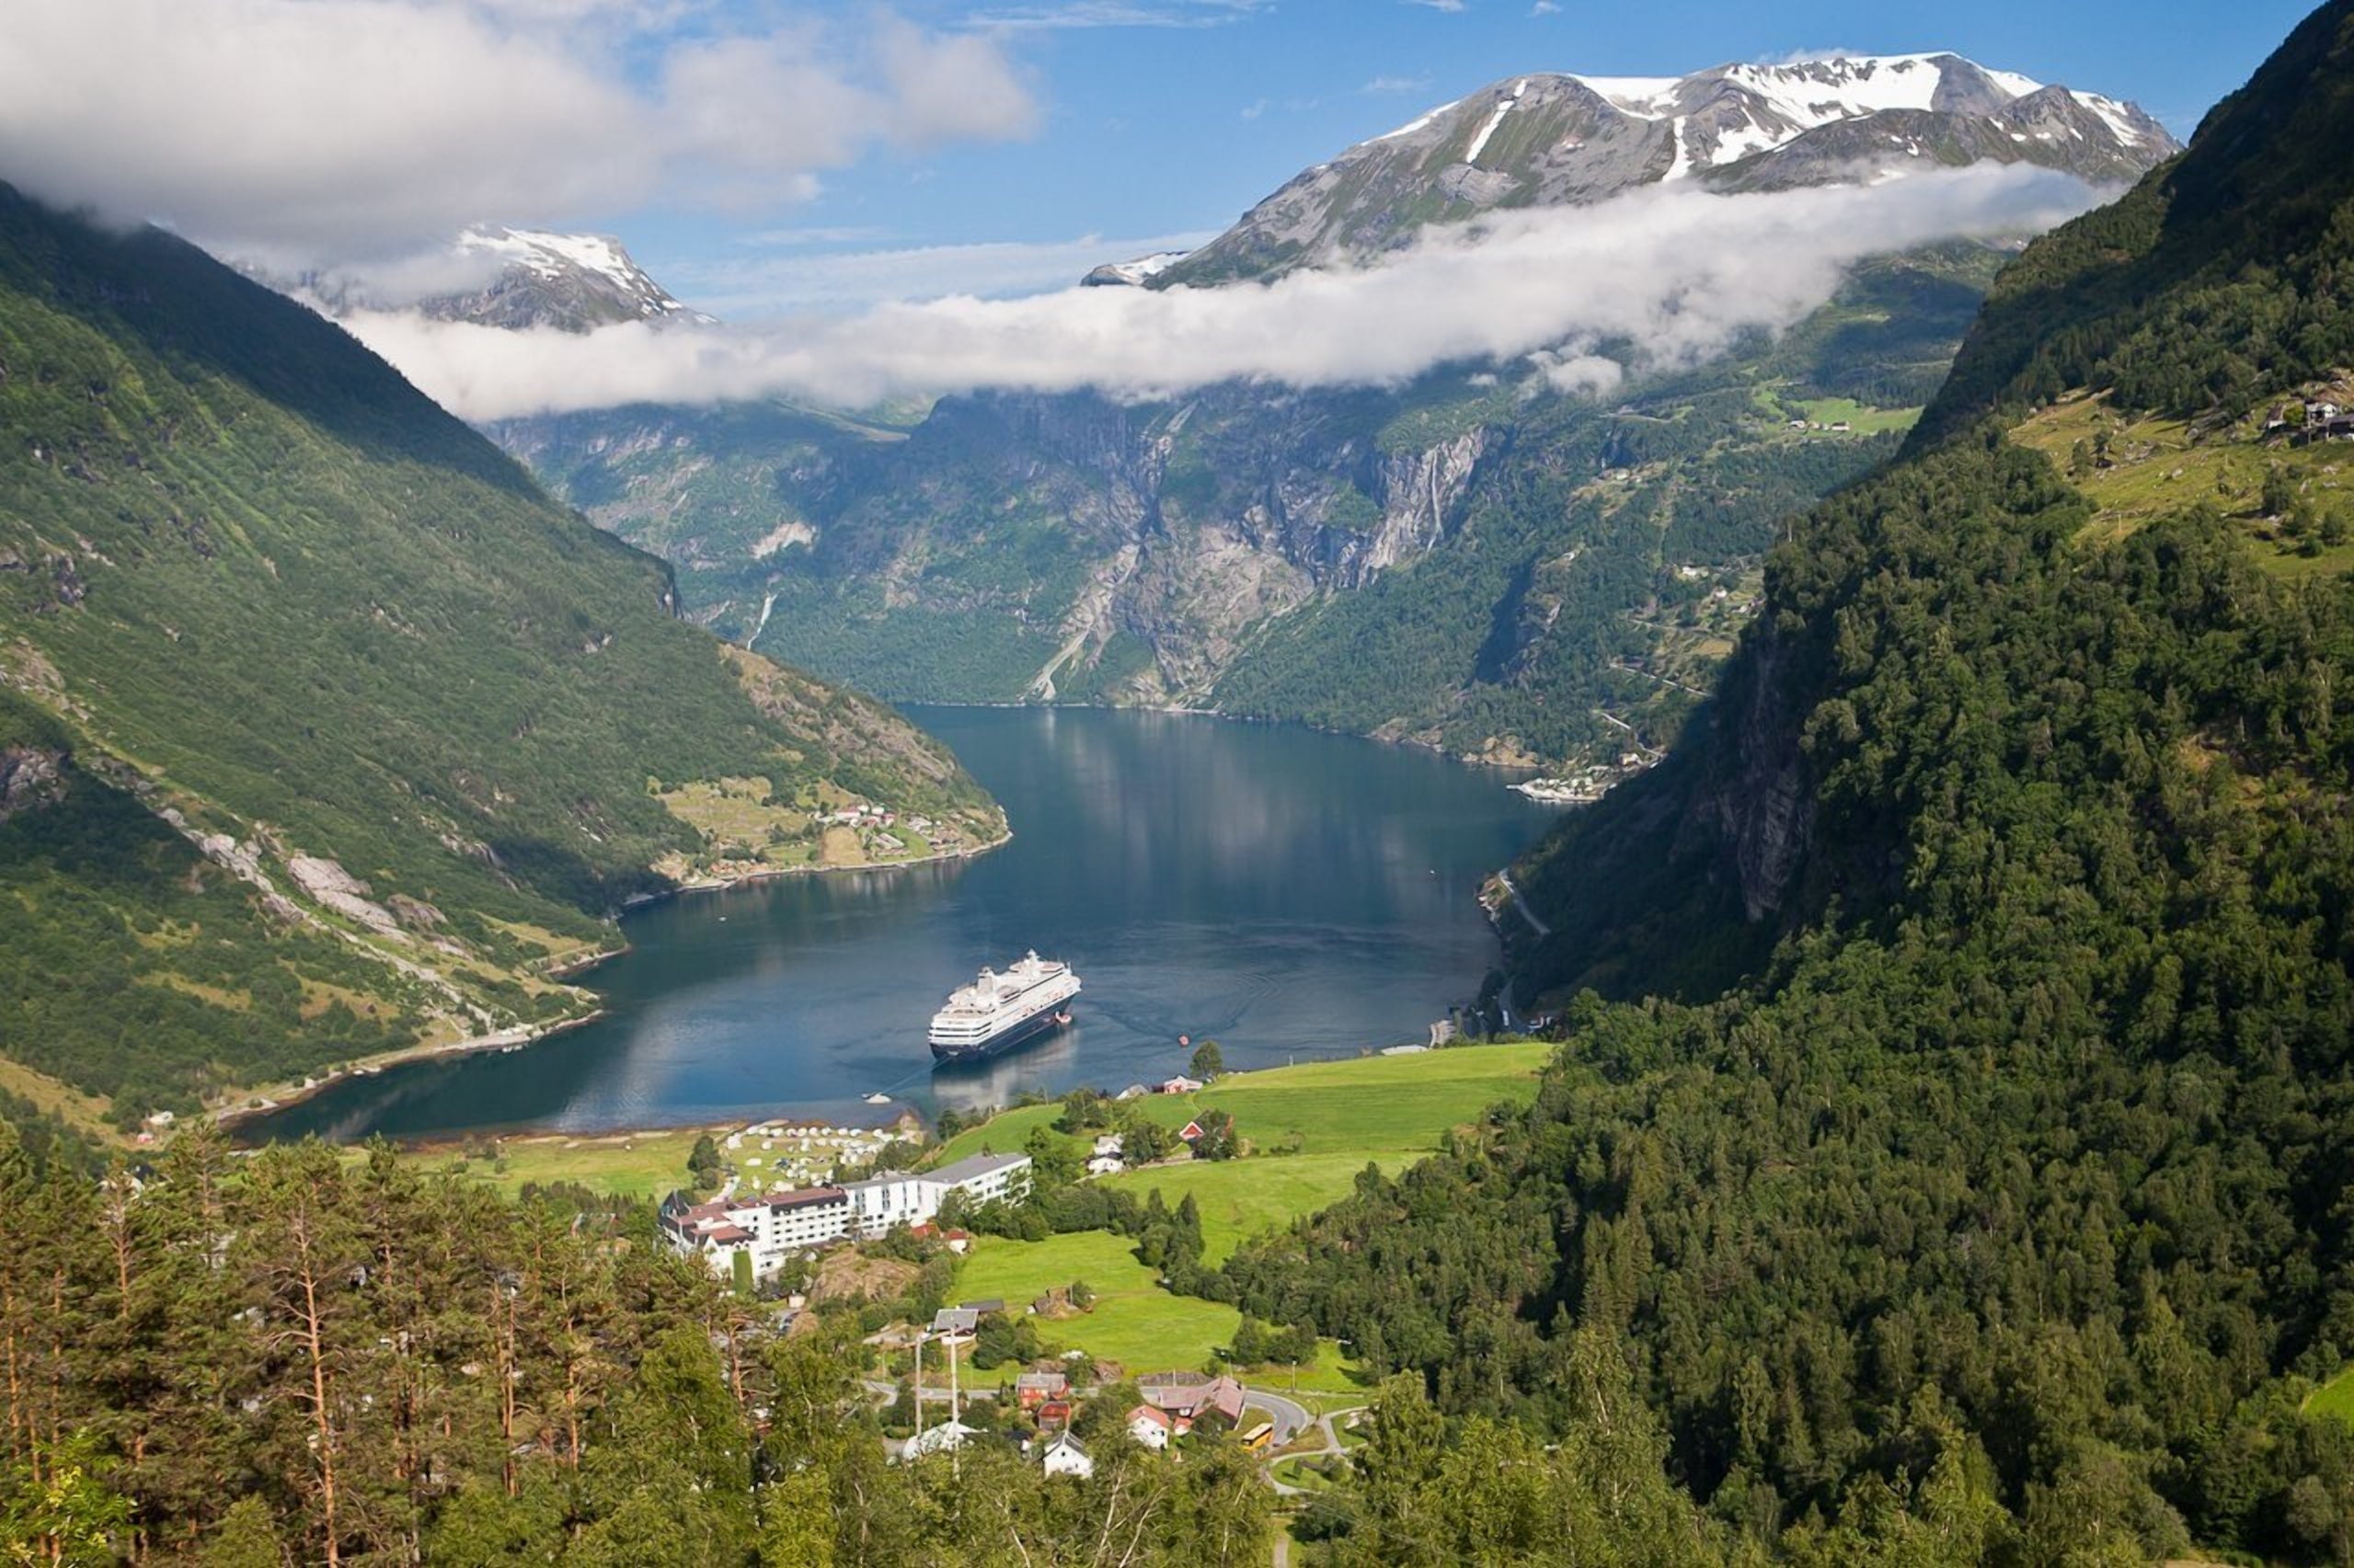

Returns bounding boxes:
[1137,1372,1247,1425]
[1041,1431,1093,1478]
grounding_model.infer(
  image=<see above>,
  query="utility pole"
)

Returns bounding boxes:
[948,1329,962,1482]
[913,1333,924,1454]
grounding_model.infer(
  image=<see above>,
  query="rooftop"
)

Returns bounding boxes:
[930,1150,1032,1185]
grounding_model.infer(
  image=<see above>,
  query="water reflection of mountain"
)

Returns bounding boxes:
[249,709,1555,1143]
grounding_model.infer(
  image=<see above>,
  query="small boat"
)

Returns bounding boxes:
[863,1093,891,1105]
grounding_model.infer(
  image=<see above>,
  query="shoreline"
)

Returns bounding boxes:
[214,822,1014,1139]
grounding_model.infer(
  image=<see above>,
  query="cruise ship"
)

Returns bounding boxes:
[928,951,1081,1063]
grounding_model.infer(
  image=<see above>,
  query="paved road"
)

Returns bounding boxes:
[1269,1406,1362,1498]
[1246,1390,1314,1448]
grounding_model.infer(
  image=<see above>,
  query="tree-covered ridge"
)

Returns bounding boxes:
[1918,0,2354,443]
[1188,6,2354,1559]
[0,184,996,1121]
[1224,427,2354,1562]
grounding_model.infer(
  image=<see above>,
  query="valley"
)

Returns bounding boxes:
[6,6,2350,1564]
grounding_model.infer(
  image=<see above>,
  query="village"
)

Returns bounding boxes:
[640,1055,1474,1491]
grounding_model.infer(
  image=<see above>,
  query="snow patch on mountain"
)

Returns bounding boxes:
[1083,251,1191,288]
[1464,79,1529,166]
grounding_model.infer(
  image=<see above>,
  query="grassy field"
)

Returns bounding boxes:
[2009,392,2354,578]
[1789,396,1923,436]
[932,1045,1555,1265]
[950,1229,1365,1393]
[953,1230,1240,1375]
[936,1044,1555,1374]
[1099,1153,1373,1265]
[932,1043,1553,1169]
[396,1127,718,1201]
[2307,1366,2354,1425]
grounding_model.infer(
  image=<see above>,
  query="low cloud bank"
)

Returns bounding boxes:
[347,166,2102,421]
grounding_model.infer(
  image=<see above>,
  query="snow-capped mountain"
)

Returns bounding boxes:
[1152,53,2176,288]
[278,227,708,333]
[410,227,712,332]
[1081,251,1191,288]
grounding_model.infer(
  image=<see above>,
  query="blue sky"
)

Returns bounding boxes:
[4,0,2315,324]
[626,0,2317,313]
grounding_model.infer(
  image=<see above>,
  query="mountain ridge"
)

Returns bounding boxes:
[0,183,999,1128]
[1148,52,2174,289]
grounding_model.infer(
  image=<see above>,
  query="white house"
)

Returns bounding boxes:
[845,1171,934,1236]
[1040,1432,1094,1479]
[1127,1404,1177,1450]
[1085,1154,1124,1177]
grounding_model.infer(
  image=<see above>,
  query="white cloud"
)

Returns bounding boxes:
[343,165,2106,421]
[1405,0,1467,12]
[962,0,1269,27]
[1364,75,1434,94]
[0,0,1039,264]
[1530,1,1561,14]
[655,231,1222,316]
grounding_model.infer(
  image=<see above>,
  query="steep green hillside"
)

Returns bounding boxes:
[0,186,996,1125]
[1209,6,2354,1560]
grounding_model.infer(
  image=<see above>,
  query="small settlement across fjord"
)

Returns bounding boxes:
[620,1041,1555,1486]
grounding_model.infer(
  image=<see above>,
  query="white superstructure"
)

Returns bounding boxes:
[927,951,1081,1060]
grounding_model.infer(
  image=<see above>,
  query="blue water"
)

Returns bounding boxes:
[251,706,1559,1141]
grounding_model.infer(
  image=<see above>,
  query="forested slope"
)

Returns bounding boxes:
[0,187,995,1125]
[0,1125,1274,1563]
[1212,5,2354,1561]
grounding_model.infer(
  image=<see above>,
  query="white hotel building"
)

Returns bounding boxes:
[660,1151,1032,1279]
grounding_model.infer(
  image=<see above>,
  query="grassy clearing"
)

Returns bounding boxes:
[953,1230,1241,1375]
[0,1053,121,1144]
[1100,1153,1373,1265]
[658,776,818,868]
[396,1126,718,1201]
[1789,396,1923,436]
[933,1045,1553,1263]
[2307,1366,2354,1425]
[932,1043,1553,1171]
[934,1045,1554,1372]
[2010,392,2354,578]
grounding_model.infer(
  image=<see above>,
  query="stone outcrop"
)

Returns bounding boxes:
[286,855,403,934]
[0,743,63,820]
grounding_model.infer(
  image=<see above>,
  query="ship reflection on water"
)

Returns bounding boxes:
[929,1026,1085,1116]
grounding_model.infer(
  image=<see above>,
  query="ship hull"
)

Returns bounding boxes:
[929,1003,1074,1066]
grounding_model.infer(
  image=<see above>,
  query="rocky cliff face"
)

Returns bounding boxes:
[1692,616,1813,921]
[460,52,2176,767]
